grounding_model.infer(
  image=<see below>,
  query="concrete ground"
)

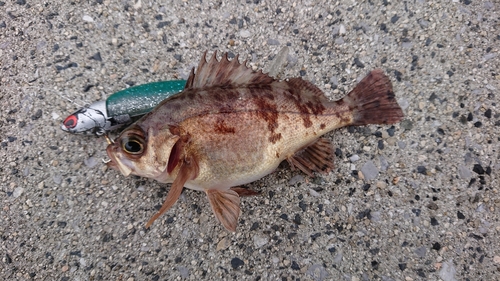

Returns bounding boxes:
[1,0,499,280]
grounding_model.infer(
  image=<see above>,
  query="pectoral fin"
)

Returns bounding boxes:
[230,187,260,197]
[287,138,334,177]
[206,189,241,232]
[145,156,198,228]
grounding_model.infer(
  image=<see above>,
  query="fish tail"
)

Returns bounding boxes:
[345,69,404,126]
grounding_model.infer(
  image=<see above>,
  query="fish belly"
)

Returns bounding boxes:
[180,109,347,191]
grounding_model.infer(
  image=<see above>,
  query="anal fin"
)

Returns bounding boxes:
[145,156,198,228]
[287,138,334,177]
[206,189,241,232]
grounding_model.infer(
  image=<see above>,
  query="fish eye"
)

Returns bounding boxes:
[122,138,144,154]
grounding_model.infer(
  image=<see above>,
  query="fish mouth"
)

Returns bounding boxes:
[106,143,132,176]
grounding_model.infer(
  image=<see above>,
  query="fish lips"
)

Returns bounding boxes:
[106,143,133,176]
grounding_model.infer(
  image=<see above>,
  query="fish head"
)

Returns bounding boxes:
[106,124,180,182]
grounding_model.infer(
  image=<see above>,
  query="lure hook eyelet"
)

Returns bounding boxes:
[104,134,114,145]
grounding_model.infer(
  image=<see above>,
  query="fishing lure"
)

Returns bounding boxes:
[61,80,186,135]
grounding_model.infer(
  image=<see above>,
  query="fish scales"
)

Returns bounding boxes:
[106,51,404,232]
[136,86,350,187]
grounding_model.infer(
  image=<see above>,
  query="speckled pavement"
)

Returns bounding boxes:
[1,1,499,280]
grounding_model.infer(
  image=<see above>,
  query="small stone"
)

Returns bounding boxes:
[439,260,457,281]
[484,109,492,118]
[31,109,43,120]
[267,38,280,45]
[417,166,427,175]
[339,24,346,35]
[306,264,328,281]
[430,217,439,226]
[427,202,439,210]
[177,266,189,278]
[379,155,389,171]
[472,164,485,175]
[90,52,102,61]
[231,257,244,269]
[82,15,94,22]
[293,214,301,225]
[493,256,500,264]
[353,58,365,68]
[288,175,304,185]
[84,157,98,168]
[400,119,413,130]
[391,15,400,24]
[334,37,344,45]
[398,141,406,149]
[350,155,360,162]
[13,187,24,198]
[483,53,497,61]
[377,140,384,150]
[467,112,473,121]
[157,21,171,28]
[418,19,429,28]
[239,30,251,38]
[414,246,427,258]
[253,235,268,248]
[458,165,472,179]
[361,161,378,181]
[457,211,465,219]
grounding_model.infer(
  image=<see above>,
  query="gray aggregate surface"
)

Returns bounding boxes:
[1,0,499,280]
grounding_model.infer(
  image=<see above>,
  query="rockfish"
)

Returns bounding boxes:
[106,51,404,232]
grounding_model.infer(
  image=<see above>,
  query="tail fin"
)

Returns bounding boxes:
[345,69,404,126]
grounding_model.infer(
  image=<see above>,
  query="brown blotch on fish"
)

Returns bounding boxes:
[253,95,279,134]
[268,133,282,144]
[214,119,236,134]
[105,51,404,232]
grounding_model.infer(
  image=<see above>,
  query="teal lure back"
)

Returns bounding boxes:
[107,80,187,117]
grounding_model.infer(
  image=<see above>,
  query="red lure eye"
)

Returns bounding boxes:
[63,115,78,128]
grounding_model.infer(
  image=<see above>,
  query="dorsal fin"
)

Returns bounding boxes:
[286,77,330,102]
[185,51,275,89]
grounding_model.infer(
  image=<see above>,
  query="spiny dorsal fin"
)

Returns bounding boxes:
[185,51,275,90]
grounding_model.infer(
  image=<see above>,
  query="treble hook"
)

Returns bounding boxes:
[104,134,114,145]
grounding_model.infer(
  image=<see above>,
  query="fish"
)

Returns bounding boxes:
[105,51,404,232]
